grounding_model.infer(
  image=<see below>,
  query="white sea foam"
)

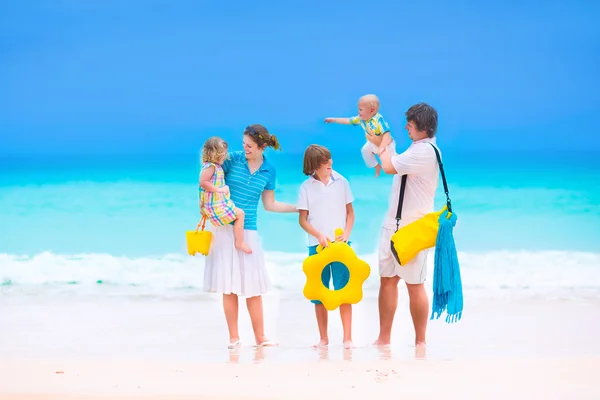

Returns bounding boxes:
[1,250,599,301]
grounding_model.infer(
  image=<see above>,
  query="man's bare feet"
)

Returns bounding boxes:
[343,340,354,349]
[374,164,382,177]
[415,341,427,359]
[235,240,252,254]
[313,339,328,348]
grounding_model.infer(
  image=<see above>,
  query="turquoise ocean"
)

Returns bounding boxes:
[1,149,600,302]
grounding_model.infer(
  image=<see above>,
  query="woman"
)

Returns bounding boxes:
[203,124,297,349]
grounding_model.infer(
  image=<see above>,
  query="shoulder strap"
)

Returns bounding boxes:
[394,175,408,230]
[429,143,452,213]
[394,143,452,230]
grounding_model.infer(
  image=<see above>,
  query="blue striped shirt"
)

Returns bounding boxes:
[222,151,277,231]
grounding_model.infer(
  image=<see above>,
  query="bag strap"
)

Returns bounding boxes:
[394,142,452,230]
[394,175,408,230]
[429,143,452,213]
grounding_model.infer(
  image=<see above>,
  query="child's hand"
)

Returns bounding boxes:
[317,233,331,248]
[219,185,230,195]
[335,231,350,243]
[324,118,334,123]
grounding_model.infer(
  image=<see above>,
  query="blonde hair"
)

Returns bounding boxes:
[202,136,228,163]
[359,94,380,111]
[302,144,331,176]
[244,124,282,151]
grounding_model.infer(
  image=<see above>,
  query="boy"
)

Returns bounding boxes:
[296,144,355,349]
[324,94,397,177]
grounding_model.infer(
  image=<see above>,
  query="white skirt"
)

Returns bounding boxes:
[203,224,272,298]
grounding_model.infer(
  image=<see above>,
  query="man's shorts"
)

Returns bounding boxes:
[307,244,350,305]
[378,226,429,284]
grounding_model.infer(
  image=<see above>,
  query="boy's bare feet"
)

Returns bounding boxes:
[374,164,382,177]
[235,240,252,254]
[373,338,390,346]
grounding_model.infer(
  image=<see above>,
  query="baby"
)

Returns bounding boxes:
[325,94,397,177]
[198,136,251,254]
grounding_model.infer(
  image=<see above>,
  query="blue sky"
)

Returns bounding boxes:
[1,0,599,155]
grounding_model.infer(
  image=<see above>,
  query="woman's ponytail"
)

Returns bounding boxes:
[269,134,281,151]
[244,124,282,151]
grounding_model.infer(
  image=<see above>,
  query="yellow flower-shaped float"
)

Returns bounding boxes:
[302,228,371,311]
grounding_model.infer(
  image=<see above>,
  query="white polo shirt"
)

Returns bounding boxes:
[296,170,354,246]
[382,137,440,230]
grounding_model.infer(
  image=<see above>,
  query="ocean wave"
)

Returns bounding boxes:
[1,250,599,300]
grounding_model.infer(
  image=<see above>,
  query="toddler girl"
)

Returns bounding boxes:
[199,136,251,254]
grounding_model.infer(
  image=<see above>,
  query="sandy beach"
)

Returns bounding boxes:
[1,356,599,400]
[2,294,600,399]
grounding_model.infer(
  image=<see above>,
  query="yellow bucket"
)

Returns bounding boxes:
[186,216,212,256]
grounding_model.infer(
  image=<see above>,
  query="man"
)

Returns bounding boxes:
[374,102,441,349]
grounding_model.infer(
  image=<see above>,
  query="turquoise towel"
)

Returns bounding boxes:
[430,210,463,323]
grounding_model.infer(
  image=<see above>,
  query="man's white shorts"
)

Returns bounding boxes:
[378,226,429,284]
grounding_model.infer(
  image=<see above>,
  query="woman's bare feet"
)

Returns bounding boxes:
[343,340,354,349]
[235,240,252,254]
[255,336,278,347]
[313,339,328,348]
[227,338,241,349]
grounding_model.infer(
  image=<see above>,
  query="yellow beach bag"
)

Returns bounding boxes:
[186,216,212,256]
[390,143,453,266]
